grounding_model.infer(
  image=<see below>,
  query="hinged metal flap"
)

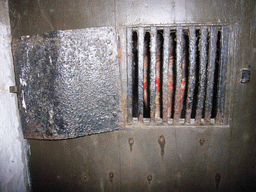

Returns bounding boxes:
[12,27,123,140]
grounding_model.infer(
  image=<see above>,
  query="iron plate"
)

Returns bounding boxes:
[12,27,123,139]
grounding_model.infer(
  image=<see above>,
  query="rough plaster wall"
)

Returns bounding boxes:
[0,0,28,191]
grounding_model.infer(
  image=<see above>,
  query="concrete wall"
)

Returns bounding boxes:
[0,0,29,191]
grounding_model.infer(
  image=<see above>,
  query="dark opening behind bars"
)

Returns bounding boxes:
[127,26,229,125]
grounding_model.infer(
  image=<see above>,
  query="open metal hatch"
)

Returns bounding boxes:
[12,27,124,139]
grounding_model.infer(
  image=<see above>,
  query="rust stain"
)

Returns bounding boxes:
[205,111,211,124]
[122,96,127,125]
[118,36,129,126]
[158,135,165,157]
[117,37,127,128]
[195,114,202,125]
[26,122,43,139]
[204,83,212,124]
[215,108,222,124]
[128,137,134,152]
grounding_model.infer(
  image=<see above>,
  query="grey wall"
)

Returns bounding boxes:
[7,0,256,191]
[0,0,29,191]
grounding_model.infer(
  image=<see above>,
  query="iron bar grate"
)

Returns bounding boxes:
[126,25,229,125]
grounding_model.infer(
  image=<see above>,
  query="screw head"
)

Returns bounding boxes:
[158,135,165,146]
[215,173,221,183]
[147,175,152,181]
[128,138,134,145]
[199,138,205,145]
[109,172,114,179]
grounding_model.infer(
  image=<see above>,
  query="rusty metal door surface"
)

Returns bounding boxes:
[9,0,256,191]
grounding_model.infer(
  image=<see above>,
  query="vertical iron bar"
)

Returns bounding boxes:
[150,26,157,122]
[127,28,133,123]
[138,27,144,122]
[205,26,218,123]
[155,33,161,119]
[167,34,174,119]
[173,26,184,124]
[185,26,196,123]
[195,26,208,124]
[216,26,229,124]
[163,27,170,122]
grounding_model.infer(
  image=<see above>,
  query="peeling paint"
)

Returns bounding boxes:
[21,90,26,110]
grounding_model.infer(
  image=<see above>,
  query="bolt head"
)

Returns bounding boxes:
[199,138,205,145]
[158,135,165,145]
[215,173,221,182]
[128,138,134,145]
[9,86,17,93]
[147,175,152,181]
[109,172,114,178]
